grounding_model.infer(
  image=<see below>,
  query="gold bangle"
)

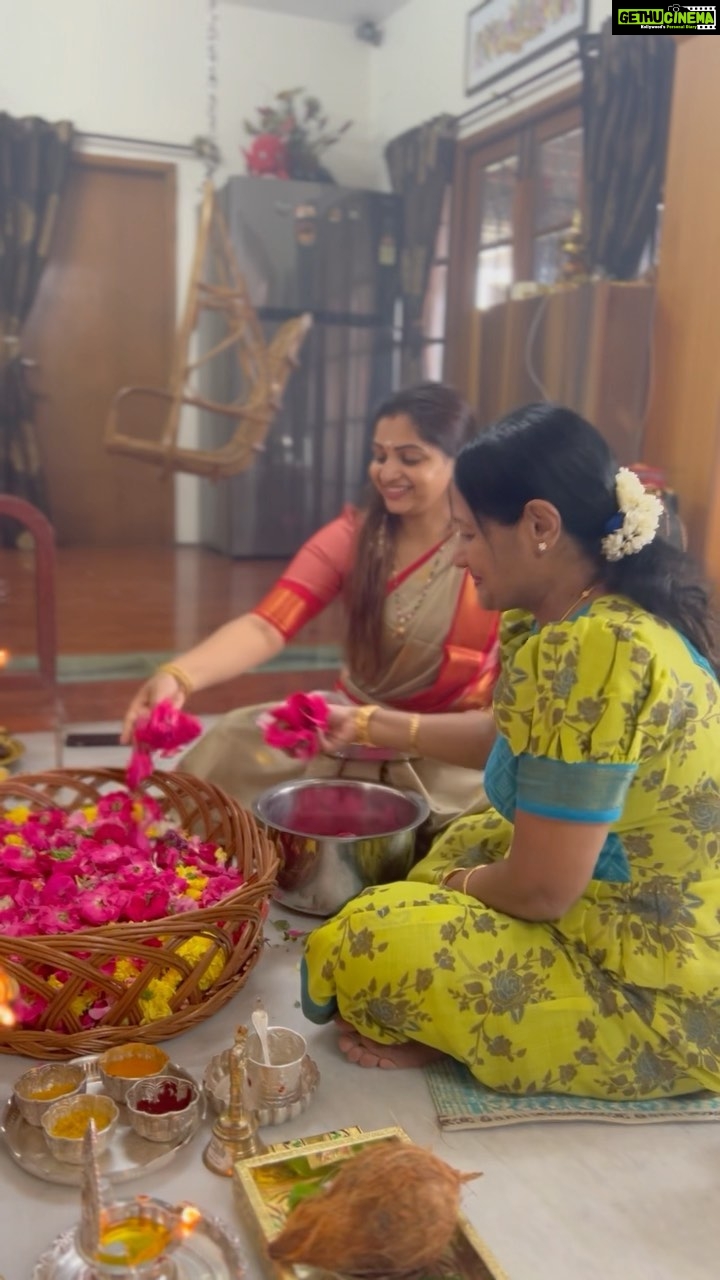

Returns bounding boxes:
[156,662,194,698]
[354,704,379,746]
[407,713,421,755]
[461,867,478,896]
[440,868,459,888]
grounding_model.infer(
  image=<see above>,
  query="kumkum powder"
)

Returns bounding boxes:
[134,1082,191,1115]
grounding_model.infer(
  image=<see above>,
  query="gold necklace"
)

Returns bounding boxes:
[557,584,597,624]
[391,542,449,639]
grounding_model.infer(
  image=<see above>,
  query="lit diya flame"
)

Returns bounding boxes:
[0,966,17,1027]
[0,648,9,669]
[180,1205,202,1235]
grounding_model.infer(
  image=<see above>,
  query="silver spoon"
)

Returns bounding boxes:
[251,1007,272,1065]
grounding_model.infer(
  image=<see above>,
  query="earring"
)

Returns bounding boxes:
[538,541,548,553]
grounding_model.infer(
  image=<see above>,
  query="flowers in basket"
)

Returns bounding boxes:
[0,791,246,1029]
[0,702,250,1032]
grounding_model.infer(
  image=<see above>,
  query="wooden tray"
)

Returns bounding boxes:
[233,1126,509,1280]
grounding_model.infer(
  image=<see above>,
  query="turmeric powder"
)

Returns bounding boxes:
[49,1107,111,1140]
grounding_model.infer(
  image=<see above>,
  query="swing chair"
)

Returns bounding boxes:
[104,180,312,480]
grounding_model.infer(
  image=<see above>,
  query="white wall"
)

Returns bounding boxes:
[368,0,613,158]
[0,0,374,543]
[1,0,615,543]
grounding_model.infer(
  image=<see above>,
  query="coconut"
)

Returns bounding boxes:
[268,1142,480,1276]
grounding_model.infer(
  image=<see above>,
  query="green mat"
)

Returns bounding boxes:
[4,645,341,684]
[425,1057,720,1128]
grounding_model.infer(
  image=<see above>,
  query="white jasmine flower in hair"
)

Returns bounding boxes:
[601,467,663,562]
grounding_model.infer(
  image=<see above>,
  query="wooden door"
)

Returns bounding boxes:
[446,93,581,397]
[24,154,176,545]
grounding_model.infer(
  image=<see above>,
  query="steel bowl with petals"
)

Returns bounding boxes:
[253,779,429,916]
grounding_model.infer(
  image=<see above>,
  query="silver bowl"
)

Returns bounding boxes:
[97,1043,170,1103]
[41,1093,119,1164]
[13,1062,87,1127]
[253,779,429,916]
[125,1074,201,1144]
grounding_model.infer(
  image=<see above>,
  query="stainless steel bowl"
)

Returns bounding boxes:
[253,779,429,916]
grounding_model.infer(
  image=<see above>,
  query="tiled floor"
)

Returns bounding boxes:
[1,729,720,1279]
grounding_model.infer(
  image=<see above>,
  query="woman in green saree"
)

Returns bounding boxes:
[303,404,720,1099]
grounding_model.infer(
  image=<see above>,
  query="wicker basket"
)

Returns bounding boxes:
[0,768,278,1060]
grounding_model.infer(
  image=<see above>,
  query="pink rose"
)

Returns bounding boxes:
[258,692,330,760]
[133,699,202,755]
[126,748,154,791]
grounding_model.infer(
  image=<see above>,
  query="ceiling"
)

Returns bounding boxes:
[233,0,412,25]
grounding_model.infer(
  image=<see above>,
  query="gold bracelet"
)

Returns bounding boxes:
[354,704,379,746]
[407,713,421,754]
[440,868,459,888]
[156,662,194,698]
[461,866,478,896]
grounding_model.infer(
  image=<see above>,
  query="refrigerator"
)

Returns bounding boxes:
[198,176,402,558]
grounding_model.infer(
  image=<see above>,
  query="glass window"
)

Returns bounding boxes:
[479,156,518,245]
[476,244,514,310]
[534,129,582,234]
[476,155,517,310]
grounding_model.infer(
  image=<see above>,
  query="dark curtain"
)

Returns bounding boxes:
[581,23,675,279]
[385,114,457,385]
[0,113,74,541]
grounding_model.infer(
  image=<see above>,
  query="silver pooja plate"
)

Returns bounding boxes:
[32,1213,245,1279]
[1,1055,205,1186]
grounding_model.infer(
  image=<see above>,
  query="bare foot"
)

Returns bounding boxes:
[336,1026,445,1070]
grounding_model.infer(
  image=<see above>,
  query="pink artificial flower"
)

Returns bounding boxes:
[259,692,330,760]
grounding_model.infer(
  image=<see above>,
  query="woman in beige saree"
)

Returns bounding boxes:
[122,383,499,824]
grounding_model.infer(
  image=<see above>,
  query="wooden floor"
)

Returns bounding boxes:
[0,546,343,731]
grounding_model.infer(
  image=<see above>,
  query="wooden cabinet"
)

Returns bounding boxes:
[466,279,655,464]
[642,37,720,588]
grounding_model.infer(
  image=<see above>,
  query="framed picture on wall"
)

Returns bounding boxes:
[465,0,589,96]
